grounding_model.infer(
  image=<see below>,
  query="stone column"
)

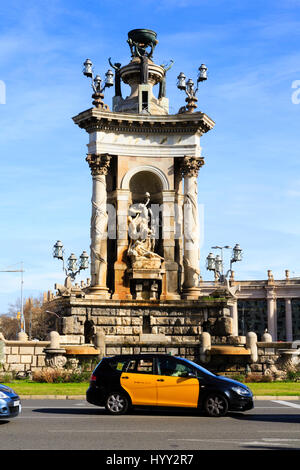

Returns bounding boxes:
[180,156,204,298]
[285,298,293,342]
[86,153,111,297]
[267,291,277,341]
[228,299,238,336]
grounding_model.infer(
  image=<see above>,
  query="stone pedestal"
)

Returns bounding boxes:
[44,332,67,369]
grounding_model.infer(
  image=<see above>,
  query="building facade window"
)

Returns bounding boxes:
[277,299,286,341]
[292,300,300,340]
[238,300,267,339]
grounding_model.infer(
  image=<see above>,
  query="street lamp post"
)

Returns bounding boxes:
[206,244,243,283]
[177,64,208,113]
[53,240,89,282]
[83,59,114,109]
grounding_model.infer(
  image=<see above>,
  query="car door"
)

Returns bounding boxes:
[120,356,157,406]
[156,356,199,408]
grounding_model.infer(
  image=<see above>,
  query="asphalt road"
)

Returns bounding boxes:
[1,399,300,451]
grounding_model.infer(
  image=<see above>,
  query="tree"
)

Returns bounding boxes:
[0,314,18,340]
[0,295,55,340]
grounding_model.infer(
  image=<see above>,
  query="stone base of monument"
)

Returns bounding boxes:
[181,287,202,300]
[127,266,164,300]
[45,293,233,362]
[86,285,111,299]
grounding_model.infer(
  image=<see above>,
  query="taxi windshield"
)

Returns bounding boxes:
[177,357,216,377]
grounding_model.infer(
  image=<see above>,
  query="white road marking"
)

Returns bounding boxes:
[168,438,299,442]
[271,400,300,409]
[48,430,179,433]
[263,438,300,442]
[169,438,300,448]
[257,430,300,433]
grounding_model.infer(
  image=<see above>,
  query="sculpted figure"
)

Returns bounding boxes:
[108,58,122,97]
[158,60,174,99]
[127,192,163,267]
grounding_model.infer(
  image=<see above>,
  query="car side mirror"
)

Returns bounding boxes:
[181,372,196,378]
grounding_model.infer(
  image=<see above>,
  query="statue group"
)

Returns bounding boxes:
[127,192,163,268]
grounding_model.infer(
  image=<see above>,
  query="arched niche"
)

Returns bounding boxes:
[121,165,169,203]
[122,165,167,257]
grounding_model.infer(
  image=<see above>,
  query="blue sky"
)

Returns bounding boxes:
[1,0,300,314]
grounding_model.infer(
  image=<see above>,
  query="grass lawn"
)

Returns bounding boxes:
[2,380,300,396]
[2,381,89,396]
[247,382,300,396]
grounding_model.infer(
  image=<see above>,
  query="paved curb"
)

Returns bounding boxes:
[254,395,300,400]
[20,395,86,399]
[19,395,300,400]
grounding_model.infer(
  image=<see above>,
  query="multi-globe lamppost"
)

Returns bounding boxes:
[177,64,208,112]
[53,240,89,281]
[82,58,114,109]
[206,244,243,282]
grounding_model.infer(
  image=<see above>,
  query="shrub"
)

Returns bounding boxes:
[32,369,66,383]
[32,368,91,383]
[226,373,246,382]
[0,372,14,383]
[286,370,300,382]
[244,373,273,383]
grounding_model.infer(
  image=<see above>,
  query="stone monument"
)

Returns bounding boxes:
[46,29,234,358]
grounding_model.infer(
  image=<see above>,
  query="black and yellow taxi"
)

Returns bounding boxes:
[86,354,253,417]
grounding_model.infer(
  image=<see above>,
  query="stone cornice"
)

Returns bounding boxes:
[72,108,215,136]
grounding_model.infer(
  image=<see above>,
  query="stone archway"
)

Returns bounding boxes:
[121,165,169,193]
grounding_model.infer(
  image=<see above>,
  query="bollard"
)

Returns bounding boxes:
[261,330,272,342]
[246,332,258,363]
[200,332,211,363]
[94,331,106,360]
[49,331,61,349]
[17,332,28,342]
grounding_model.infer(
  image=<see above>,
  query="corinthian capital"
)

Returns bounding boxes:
[86,153,111,176]
[180,156,205,177]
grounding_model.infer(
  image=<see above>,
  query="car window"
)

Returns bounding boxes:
[157,357,196,377]
[108,358,128,372]
[181,357,215,377]
[125,357,154,374]
[126,359,137,372]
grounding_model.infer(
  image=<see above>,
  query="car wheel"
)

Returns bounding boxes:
[105,392,129,415]
[204,394,228,417]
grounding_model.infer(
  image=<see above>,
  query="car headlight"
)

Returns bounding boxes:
[0,391,8,399]
[231,386,252,397]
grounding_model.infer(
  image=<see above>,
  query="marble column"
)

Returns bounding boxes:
[267,292,277,341]
[228,299,238,336]
[285,298,293,342]
[180,156,204,298]
[86,153,111,297]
